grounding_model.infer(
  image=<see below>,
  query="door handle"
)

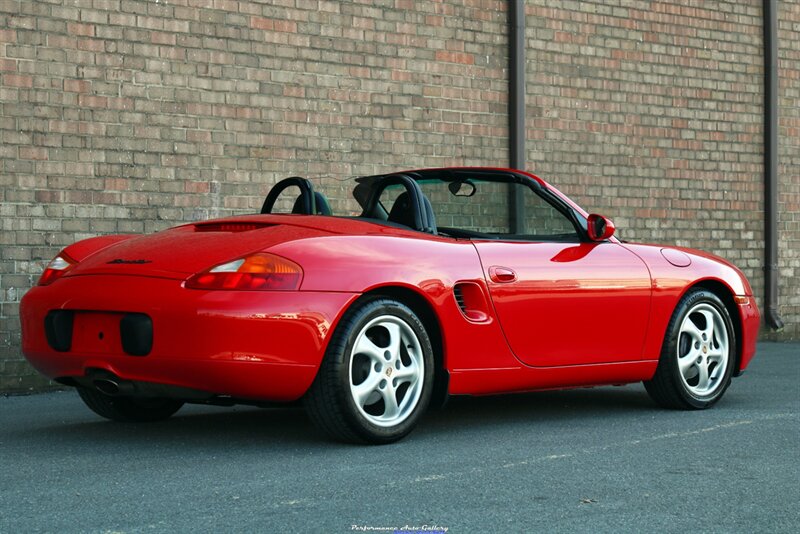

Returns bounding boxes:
[489,266,517,283]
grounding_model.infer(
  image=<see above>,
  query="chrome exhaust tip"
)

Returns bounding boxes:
[93,379,120,396]
[93,378,135,396]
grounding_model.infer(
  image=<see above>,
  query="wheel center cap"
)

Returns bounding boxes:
[385,367,393,377]
[702,345,708,354]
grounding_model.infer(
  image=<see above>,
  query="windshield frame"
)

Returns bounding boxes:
[352,168,590,242]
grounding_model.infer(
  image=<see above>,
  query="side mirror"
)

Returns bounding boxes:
[587,214,615,241]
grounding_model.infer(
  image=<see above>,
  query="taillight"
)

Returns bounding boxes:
[185,252,303,291]
[38,253,77,286]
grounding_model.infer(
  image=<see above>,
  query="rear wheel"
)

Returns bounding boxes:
[644,289,735,409]
[304,297,434,444]
[77,387,183,422]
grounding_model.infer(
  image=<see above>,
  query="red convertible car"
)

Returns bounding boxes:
[20,168,760,443]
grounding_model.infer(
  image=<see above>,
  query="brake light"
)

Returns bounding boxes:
[38,253,77,286]
[185,252,303,291]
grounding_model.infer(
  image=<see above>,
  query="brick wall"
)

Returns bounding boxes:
[776,1,799,341]
[0,0,509,391]
[0,0,797,392]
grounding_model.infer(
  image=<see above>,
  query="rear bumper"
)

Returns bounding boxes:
[20,275,358,402]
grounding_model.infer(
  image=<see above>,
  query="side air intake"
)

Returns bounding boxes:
[453,285,467,311]
[452,282,491,323]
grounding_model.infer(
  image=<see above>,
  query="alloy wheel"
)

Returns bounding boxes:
[676,302,730,397]
[348,315,424,428]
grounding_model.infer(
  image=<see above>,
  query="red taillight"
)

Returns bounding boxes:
[185,252,303,291]
[38,253,77,286]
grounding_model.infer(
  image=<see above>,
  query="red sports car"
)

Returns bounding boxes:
[20,168,760,443]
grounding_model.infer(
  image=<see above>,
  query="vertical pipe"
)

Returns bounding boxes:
[510,0,525,170]
[763,0,784,330]
[509,0,526,233]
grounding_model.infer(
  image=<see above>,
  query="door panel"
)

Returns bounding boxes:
[474,241,652,367]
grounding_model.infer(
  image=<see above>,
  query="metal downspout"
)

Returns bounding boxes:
[763,0,784,330]
[509,0,525,233]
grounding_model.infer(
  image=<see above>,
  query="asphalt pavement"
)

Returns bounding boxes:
[1,342,798,533]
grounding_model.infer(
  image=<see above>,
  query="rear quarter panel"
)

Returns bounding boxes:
[271,233,524,372]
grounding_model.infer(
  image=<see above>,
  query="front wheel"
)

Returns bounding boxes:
[644,289,736,409]
[77,387,184,422]
[304,298,434,444]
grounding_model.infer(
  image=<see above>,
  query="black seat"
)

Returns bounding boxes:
[388,192,414,227]
[292,192,332,215]
[388,192,436,232]
[358,173,437,234]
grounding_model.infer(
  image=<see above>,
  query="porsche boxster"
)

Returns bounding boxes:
[20,168,760,443]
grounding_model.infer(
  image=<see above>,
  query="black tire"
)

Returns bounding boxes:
[644,289,736,409]
[77,387,184,422]
[304,297,434,444]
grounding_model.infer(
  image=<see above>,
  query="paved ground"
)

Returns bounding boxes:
[1,342,798,533]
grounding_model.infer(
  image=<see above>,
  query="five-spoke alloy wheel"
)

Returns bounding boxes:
[675,302,730,397]
[348,315,425,428]
[645,289,736,409]
[304,297,434,444]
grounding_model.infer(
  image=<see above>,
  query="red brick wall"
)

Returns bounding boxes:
[0,0,797,392]
[0,0,510,391]
[776,1,799,341]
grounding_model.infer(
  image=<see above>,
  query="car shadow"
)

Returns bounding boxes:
[420,385,656,432]
[12,404,327,449]
[8,385,660,449]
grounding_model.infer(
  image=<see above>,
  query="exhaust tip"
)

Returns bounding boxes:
[94,379,120,396]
